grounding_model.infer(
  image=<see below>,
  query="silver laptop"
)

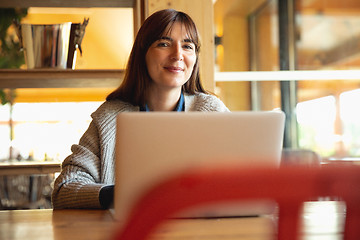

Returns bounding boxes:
[113,111,285,223]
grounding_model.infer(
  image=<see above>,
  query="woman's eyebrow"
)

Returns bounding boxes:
[159,36,172,41]
[159,36,194,43]
[183,38,194,43]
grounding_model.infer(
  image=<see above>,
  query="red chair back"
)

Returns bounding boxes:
[113,165,360,240]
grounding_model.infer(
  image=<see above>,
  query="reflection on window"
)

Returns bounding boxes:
[0,104,11,160]
[297,89,360,159]
[340,89,360,157]
[0,102,102,162]
[297,8,360,70]
[297,96,336,157]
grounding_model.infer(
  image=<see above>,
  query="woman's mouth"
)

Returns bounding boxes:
[164,66,184,72]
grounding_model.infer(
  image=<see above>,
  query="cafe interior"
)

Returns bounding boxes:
[1,0,360,239]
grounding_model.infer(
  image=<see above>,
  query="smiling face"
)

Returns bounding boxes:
[145,22,197,93]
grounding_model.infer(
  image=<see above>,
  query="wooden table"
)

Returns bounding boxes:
[0,201,345,240]
[0,161,61,176]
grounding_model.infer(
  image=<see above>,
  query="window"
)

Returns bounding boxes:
[214,0,360,160]
[0,90,105,161]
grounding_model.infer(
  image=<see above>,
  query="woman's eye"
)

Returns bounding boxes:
[157,42,169,47]
[183,44,194,50]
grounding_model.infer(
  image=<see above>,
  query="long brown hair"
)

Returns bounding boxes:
[106,9,208,106]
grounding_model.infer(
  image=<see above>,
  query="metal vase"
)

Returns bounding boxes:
[13,19,89,69]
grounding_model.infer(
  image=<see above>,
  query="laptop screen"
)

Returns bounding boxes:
[113,111,285,222]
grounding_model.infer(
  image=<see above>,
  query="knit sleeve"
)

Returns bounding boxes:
[51,100,138,209]
[51,120,105,209]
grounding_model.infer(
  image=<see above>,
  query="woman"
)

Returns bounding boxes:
[52,9,229,209]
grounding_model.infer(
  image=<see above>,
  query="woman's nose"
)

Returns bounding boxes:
[170,44,183,61]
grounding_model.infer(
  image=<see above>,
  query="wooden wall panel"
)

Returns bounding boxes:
[217,14,251,111]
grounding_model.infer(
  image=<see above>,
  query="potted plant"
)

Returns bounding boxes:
[0,8,27,160]
[0,8,27,104]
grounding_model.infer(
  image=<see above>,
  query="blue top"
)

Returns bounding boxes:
[140,92,185,112]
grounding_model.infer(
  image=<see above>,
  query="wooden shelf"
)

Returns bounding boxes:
[0,69,124,88]
[0,161,61,176]
[0,0,134,8]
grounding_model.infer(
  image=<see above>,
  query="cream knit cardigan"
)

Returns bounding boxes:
[52,93,230,209]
